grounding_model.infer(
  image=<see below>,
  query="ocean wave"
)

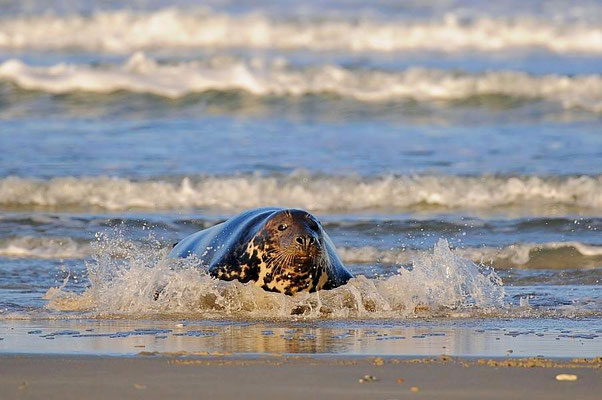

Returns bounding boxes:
[0,174,600,212]
[0,9,600,54]
[2,234,600,270]
[1,54,601,111]
[340,242,602,270]
[44,236,505,319]
[0,236,91,259]
[3,213,599,237]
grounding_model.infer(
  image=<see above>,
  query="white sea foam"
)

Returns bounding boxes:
[339,242,602,270]
[0,174,600,212]
[2,233,599,271]
[0,9,600,54]
[1,54,601,111]
[44,234,505,319]
[0,236,90,259]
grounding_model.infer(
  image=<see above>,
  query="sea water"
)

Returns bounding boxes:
[0,0,601,357]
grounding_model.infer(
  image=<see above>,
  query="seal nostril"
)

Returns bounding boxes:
[308,237,315,245]
[296,237,304,246]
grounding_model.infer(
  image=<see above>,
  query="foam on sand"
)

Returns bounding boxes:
[1,54,601,111]
[0,9,600,54]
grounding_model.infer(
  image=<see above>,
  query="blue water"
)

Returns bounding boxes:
[0,0,601,351]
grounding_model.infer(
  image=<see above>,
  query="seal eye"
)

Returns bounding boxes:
[278,224,288,231]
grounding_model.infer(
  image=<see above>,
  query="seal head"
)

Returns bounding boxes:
[241,209,327,294]
[170,207,353,295]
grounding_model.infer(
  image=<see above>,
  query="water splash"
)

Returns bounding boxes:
[45,232,506,319]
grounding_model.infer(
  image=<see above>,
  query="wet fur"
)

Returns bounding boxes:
[169,208,352,295]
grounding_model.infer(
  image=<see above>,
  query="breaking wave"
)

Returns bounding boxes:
[1,54,601,111]
[339,242,602,270]
[2,234,600,270]
[0,236,90,259]
[44,234,506,319]
[0,174,600,212]
[0,9,600,54]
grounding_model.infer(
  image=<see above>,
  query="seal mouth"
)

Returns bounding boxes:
[293,242,320,259]
[293,255,313,263]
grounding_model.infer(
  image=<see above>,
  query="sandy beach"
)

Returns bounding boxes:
[1,354,601,400]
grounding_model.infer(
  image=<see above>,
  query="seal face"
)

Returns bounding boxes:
[170,207,353,295]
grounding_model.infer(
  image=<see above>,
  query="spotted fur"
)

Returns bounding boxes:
[169,207,353,295]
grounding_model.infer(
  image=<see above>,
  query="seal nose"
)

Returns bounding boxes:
[295,235,316,248]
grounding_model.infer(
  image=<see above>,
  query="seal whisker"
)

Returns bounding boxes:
[268,251,289,276]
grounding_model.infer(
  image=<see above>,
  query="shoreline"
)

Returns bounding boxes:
[1,354,600,400]
[2,318,602,359]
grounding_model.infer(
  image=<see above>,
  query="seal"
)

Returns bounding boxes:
[170,207,353,295]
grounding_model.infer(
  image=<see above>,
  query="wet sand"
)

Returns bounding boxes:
[1,354,601,400]
[3,319,602,358]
